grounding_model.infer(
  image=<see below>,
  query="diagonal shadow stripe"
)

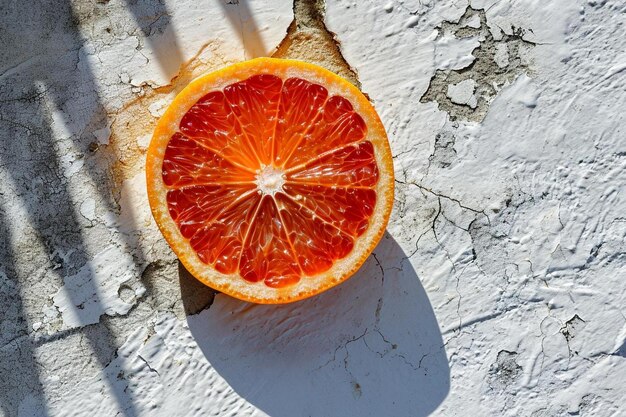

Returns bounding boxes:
[123,0,185,82]
[216,0,268,58]
[0,0,192,414]
[0,92,139,416]
[0,205,50,417]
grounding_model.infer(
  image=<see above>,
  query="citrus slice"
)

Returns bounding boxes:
[146,58,394,304]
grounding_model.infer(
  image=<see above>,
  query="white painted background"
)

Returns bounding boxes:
[0,0,624,416]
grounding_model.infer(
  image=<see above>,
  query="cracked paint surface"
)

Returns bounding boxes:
[0,0,625,416]
[420,5,535,122]
[327,0,626,415]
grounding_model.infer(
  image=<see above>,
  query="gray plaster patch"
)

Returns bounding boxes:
[489,350,522,390]
[561,314,586,343]
[118,284,136,304]
[273,0,360,87]
[428,131,457,170]
[561,314,587,356]
[420,6,535,122]
[468,189,531,276]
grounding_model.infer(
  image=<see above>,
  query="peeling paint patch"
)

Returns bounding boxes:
[273,0,360,87]
[53,245,143,329]
[489,350,522,390]
[420,6,535,121]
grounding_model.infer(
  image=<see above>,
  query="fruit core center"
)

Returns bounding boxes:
[255,165,285,196]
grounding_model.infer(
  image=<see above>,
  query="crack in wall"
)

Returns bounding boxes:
[394,177,500,343]
[420,6,535,122]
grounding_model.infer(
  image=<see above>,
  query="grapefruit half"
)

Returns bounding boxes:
[146,58,393,303]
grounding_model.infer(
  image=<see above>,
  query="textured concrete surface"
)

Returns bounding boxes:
[0,0,625,416]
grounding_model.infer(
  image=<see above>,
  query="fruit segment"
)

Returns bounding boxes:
[188,190,261,274]
[287,141,379,187]
[179,91,261,170]
[223,74,283,165]
[284,95,367,168]
[167,184,255,239]
[239,197,301,287]
[281,184,376,237]
[162,133,256,187]
[273,78,329,166]
[276,194,354,275]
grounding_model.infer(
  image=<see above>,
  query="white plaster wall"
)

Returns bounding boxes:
[0,0,624,416]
